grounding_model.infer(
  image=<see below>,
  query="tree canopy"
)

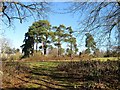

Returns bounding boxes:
[65,26,78,57]
[21,20,79,58]
[85,33,96,54]
[52,25,66,56]
[21,20,52,57]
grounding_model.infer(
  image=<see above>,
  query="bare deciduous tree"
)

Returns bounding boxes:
[0,1,50,26]
[66,2,120,47]
[0,37,11,54]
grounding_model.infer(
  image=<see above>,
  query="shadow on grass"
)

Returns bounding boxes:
[28,60,120,90]
[2,60,120,90]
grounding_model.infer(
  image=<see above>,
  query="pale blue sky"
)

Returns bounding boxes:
[1,2,87,52]
[1,2,117,52]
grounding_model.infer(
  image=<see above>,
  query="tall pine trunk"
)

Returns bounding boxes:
[36,42,38,53]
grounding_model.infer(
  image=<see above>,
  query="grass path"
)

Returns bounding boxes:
[24,62,76,90]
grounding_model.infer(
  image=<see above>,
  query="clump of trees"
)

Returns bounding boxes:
[1,1,119,59]
[0,37,20,61]
[21,20,119,59]
[21,20,51,57]
[21,20,78,58]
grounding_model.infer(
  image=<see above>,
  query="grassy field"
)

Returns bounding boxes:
[92,57,119,61]
[2,59,120,90]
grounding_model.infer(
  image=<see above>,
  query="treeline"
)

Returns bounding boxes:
[20,20,120,59]
[1,20,119,61]
[21,20,78,58]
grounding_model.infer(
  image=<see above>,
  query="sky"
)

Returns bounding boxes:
[0,2,87,52]
[0,2,118,53]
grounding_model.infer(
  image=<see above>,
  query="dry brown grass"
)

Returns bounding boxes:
[22,53,80,61]
[2,61,30,89]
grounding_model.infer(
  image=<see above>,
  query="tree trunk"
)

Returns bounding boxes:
[36,43,38,52]
[44,46,47,55]
[36,36,38,53]
[58,45,60,57]
[70,39,72,58]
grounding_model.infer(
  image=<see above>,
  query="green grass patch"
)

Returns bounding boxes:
[92,57,119,61]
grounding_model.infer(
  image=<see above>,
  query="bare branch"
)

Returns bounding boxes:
[1,2,50,26]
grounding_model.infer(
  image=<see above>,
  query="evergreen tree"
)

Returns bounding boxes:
[29,20,52,55]
[65,26,78,57]
[21,32,34,57]
[85,33,96,54]
[52,25,66,56]
[21,20,53,57]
